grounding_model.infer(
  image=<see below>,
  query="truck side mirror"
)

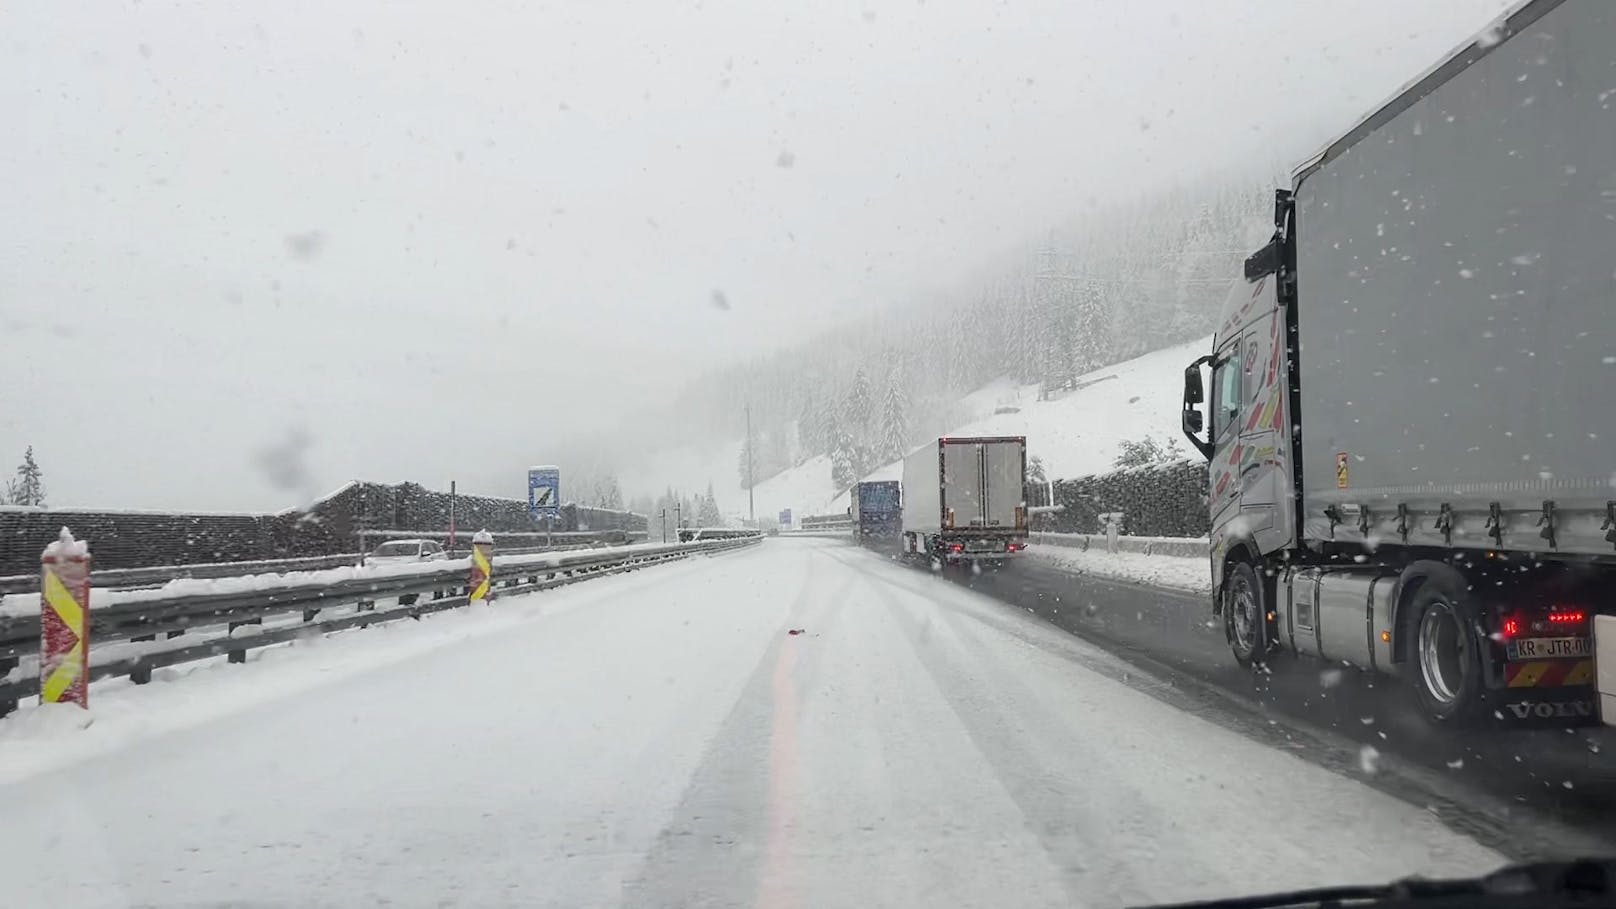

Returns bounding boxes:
[1183,363,1205,404]
[1182,355,1214,460]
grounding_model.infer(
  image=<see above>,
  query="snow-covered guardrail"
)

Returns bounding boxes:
[0,534,762,717]
[1028,532,1209,560]
[675,528,760,542]
[777,529,851,539]
[0,535,645,597]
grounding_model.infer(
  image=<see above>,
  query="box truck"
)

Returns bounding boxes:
[850,480,903,540]
[901,437,1028,563]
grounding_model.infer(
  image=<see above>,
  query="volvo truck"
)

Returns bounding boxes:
[1181,0,1616,726]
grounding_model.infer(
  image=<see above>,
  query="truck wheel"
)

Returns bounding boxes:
[1224,561,1271,668]
[1407,574,1486,724]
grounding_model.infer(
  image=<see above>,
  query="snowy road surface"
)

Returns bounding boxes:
[0,538,1499,908]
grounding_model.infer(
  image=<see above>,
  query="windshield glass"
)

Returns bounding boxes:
[2,1,1607,906]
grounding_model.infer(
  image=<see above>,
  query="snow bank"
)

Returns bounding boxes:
[1027,545,1212,593]
[0,556,731,785]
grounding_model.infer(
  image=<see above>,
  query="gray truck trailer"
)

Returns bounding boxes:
[1181,0,1616,725]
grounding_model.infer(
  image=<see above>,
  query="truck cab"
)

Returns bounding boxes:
[1182,211,1298,604]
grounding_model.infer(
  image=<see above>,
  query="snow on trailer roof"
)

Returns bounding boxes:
[1291,0,1550,186]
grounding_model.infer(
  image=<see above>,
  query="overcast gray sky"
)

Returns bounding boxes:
[1,0,1513,510]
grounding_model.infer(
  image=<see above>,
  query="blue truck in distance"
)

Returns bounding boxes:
[850,480,902,540]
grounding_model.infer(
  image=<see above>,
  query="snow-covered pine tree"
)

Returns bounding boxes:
[845,368,872,443]
[8,446,45,507]
[698,482,723,527]
[878,363,910,464]
[829,423,857,492]
[1070,277,1111,379]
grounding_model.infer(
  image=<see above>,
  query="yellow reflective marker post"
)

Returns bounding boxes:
[469,529,494,605]
[40,527,91,708]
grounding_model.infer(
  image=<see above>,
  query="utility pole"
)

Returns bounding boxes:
[448,480,457,556]
[745,403,755,524]
[660,509,667,543]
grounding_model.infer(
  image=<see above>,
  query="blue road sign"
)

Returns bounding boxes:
[778,508,792,527]
[528,467,561,520]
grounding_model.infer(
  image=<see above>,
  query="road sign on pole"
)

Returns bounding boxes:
[528,466,561,521]
[778,508,792,528]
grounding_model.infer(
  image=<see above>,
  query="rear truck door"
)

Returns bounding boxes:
[982,440,1025,532]
[941,441,981,529]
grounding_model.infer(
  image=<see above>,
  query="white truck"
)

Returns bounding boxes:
[900,436,1028,564]
[1180,0,1616,726]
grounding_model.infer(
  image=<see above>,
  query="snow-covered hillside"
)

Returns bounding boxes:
[623,337,1210,523]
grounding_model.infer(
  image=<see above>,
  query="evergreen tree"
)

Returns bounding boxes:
[762,427,790,479]
[878,364,910,464]
[7,446,45,507]
[796,395,823,459]
[698,482,723,527]
[1028,455,1048,484]
[829,424,858,492]
[845,368,873,443]
[597,476,624,510]
[1070,279,1111,380]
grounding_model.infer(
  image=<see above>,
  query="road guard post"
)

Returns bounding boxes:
[40,527,91,708]
[1100,512,1124,554]
[469,529,494,604]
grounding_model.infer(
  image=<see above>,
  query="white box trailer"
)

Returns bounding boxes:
[900,436,1028,563]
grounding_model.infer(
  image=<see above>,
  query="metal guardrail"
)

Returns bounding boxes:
[0,534,762,716]
[675,528,759,542]
[799,515,853,531]
[0,533,649,596]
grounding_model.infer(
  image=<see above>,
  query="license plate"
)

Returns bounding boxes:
[1507,636,1592,660]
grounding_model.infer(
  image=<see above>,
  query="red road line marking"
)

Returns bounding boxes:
[756,639,800,909]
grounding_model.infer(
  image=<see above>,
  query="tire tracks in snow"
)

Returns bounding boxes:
[621,545,853,909]
[822,545,1607,863]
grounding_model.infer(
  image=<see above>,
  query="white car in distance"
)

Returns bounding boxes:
[364,539,448,566]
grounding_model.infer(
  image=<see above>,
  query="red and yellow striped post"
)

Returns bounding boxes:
[469,529,494,605]
[40,527,91,708]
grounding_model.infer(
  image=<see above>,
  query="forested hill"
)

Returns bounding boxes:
[680,170,1275,491]
[562,167,1281,511]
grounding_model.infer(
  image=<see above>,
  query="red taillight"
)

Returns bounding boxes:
[949,543,964,553]
[1007,542,1025,552]
[1548,610,1586,624]
[1502,617,1521,638]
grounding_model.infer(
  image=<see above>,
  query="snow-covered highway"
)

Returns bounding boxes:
[0,538,1500,908]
